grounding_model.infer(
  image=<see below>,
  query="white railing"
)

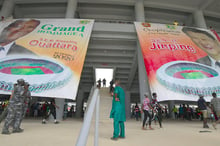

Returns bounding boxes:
[75,87,100,146]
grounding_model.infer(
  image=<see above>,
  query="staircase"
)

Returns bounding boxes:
[99,87,113,122]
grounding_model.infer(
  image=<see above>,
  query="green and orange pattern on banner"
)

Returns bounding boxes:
[0,19,94,100]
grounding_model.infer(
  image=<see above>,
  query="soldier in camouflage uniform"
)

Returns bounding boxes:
[0,84,17,124]
[17,82,31,129]
[2,79,27,134]
[23,82,31,118]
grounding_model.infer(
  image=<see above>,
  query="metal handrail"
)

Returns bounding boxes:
[75,87,100,146]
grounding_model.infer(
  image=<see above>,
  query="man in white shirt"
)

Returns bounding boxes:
[0,19,40,57]
[182,27,220,71]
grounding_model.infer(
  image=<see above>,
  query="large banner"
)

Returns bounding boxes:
[0,19,94,100]
[135,22,220,101]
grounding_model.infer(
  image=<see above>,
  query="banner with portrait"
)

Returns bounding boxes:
[0,19,94,100]
[134,22,220,101]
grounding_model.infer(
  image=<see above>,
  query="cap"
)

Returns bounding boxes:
[17,78,24,84]
[17,78,24,82]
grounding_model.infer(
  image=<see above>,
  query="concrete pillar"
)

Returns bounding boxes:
[125,91,131,119]
[135,0,145,21]
[135,0,150,100]
[75,90,84,118]
[135,0,151,120]
[193,10,207,29]
[65,0,78,18]
[0,0,15,19]
[55,98,65,121]
[168,100,175,119]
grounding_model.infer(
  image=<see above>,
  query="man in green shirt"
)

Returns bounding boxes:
[172,105,178,119]
[110,79,126,140]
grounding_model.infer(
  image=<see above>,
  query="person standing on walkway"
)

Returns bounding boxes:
[197,94,209,128]
[42,101,49,123]
[172,105,178,119]
[2,79,27,134]
[22,82,31,118]
[42,98,59,124]
[141,93,154,130]
[134,103,140,121]
[210,92,220,129]
[110,79,126,140]
[151,92,163,128]
[97,78,101,88]
[102,78,106,87]
[0,83,17,124]
[17,82,31,129]
[109,79,114,93]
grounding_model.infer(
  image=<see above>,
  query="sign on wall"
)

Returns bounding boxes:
[0,19,94,100]
[135,22,220,101]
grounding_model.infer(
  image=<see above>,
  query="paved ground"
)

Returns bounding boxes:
[1,88,219,146]
[0,118,219,146]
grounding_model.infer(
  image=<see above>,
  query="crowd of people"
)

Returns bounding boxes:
[0,79,219,139]
[108,79,220,138]
[131,97,168,125]
[1,78,219,137]
[129,92,220,131]
[131,101,217,123]
[96,78,115,94]
[15,101,77,119]
[97,78,106,88]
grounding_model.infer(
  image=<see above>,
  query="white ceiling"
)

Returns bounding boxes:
[5,0,219,32]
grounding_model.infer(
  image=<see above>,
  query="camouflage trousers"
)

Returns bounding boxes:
[22,104,28,118]
[17,104,28,128]
[0,107,8,123]
[2,104,23,131]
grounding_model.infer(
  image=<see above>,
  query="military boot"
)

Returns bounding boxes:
[12,128,24,133]
[2,129,10,135]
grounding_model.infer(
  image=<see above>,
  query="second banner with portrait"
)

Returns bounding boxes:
[135,22,220,102]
